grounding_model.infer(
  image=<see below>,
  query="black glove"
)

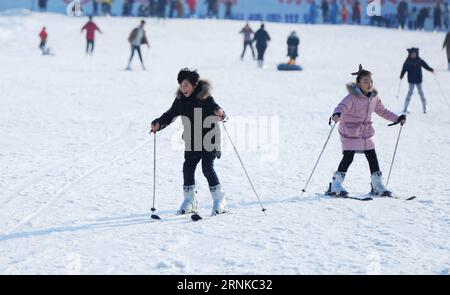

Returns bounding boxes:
[398,114,406,122]
[328,113,341,126]
[389,114,406,126]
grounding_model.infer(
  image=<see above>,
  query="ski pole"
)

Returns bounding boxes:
[433,74,450,107]
[150,131,160,220]
[222,120,266,214]
[300,122,336,198]
[395,79,402,100]
[386,124,403,188]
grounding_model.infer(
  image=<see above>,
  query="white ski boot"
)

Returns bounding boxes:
[210,184,227,216]
[327,171,348,196]
[370,171,392,197]
[177,185,197,215]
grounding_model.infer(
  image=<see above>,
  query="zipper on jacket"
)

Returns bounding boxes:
[364,96,372,151]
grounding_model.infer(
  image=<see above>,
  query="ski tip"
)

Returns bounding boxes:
[406,196,417,201]
[191,214,203,222]
[151,214,161,220]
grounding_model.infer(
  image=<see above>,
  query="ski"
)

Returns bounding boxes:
[316,193,373,201]
[373,195,417,201]
[338,194,373,201]
[322,183,373,201]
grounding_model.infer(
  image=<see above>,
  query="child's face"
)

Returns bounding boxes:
[179,80,195,97]
[410,52,417,59]
[358,75,374,93]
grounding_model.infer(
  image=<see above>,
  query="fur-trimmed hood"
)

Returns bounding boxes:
[346,82,378,98]
[176,80,212,101]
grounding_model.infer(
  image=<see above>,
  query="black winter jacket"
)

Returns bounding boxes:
[152,80,222,157]
[400,57,433,84]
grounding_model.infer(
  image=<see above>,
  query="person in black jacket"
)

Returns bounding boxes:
[253,24,271,68]
[434,1,442,31]
[444,31,450,70]
[151,69,227,216]
[38,0,48,12]
[287,31,300,65]
[397,0,409,29]
[400,48,435,114]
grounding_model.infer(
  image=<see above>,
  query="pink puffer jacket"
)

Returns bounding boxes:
[333,83,399,151]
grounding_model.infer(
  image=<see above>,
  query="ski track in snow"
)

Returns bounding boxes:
[0,12,449,274]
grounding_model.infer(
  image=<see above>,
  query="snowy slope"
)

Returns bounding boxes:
[0,12,449,274]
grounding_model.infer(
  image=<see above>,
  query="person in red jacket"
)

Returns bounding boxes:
[39,26,48,55]
[81,16,102,55]
[187,0,197,17]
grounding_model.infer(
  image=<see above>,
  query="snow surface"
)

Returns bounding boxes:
[0,12,449,275]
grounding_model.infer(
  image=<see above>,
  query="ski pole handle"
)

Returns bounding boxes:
[388,115,407,127]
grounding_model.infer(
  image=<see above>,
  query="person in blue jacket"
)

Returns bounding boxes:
[309,1,319,24]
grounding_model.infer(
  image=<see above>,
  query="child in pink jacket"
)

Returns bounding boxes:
[329,65,407,197]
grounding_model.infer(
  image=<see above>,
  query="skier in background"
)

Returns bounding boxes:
[253,23,271,68]
[126,20,150,70]
[240,22,255,60]
[39,26,49,55]
[150,68,227,216]
[328,65,406,197]
[400,48,435,114]
[444,31,450,70]
[81,16,102,56]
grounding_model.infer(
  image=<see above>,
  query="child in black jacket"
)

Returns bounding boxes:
[151,69,227,216]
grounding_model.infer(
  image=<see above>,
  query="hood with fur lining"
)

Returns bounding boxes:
[346,82,378,98]
[176,80,212,101]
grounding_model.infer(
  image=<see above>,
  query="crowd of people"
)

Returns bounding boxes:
[86,0,235,19]
[305,0,450,31]
[36,1,450,31]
